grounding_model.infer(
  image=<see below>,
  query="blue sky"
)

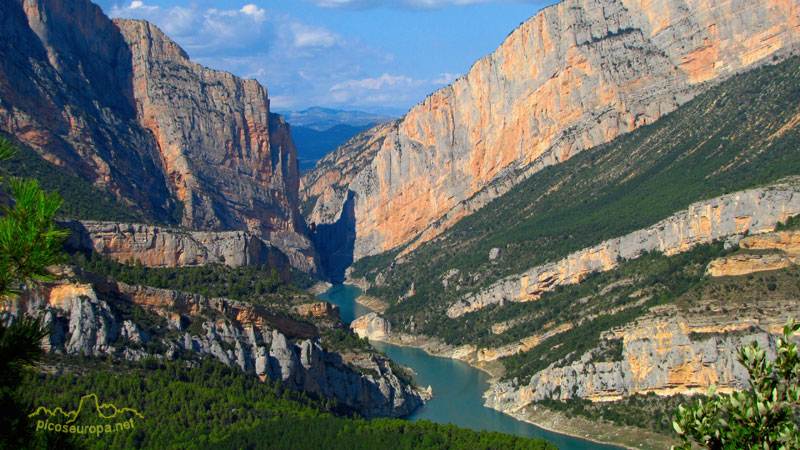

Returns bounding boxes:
[95,0,555,115]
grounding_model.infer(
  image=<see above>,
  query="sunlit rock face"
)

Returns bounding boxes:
[302,0,800,262]
[0,0,316,273]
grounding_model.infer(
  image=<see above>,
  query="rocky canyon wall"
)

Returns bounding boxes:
[2,270,426,418]
[0,0,315,273]
[302,0,800,261]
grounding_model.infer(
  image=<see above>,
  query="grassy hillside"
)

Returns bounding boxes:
[351,56,800,337]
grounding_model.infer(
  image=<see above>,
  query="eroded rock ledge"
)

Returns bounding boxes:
[62,220,291,279]
[449,183,800,318]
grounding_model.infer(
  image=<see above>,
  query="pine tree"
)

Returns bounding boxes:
[0,137,72,449]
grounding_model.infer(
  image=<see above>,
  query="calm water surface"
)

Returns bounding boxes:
[320,284,624,450]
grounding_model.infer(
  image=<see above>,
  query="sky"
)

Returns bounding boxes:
[94,0,556,116]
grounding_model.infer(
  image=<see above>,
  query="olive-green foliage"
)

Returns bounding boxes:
[444,243,726,350]
[774,214,800,232]
[290,267,318,289]
[672,319,800,450]
[20,358,343,450]
[21,357,555,450]
[320,328,373,353]
[353,56,800,339]
[0,134,146,223]
[0,139,69,299]
[71,252,300,311]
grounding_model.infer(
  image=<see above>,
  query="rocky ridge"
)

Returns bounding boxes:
[0,0,316,273]
[448,183,800,318]
[302,0,800,263]
[706,229,800,276]
[1,268,427,418]
[483,301,800,411]
[62,220,291,279]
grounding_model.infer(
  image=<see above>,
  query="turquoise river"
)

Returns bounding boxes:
[319,284,625,450]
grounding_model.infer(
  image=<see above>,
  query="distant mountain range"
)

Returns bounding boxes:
[280,107,394,131]
[278,107,395,171]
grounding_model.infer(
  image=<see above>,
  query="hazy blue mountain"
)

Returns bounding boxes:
[292,123,378,171]
[281,107,394,131]
[280,107,395,171]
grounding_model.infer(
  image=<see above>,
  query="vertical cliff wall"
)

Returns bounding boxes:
[302,0,800,262]
[0,0,316,272]
[0,0,174,218]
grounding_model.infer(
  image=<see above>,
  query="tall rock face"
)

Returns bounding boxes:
[0,0,316,273]
[302,0,800,262]
[0,0,174,219]
[484,301,800,411]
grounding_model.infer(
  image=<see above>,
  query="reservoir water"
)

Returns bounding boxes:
[319,284,625,450]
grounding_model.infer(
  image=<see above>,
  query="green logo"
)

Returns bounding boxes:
[29,393,144,437]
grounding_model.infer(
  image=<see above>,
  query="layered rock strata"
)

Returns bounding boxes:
[706,229,800,276]
[448,184,800,318]
[302,0,800,261]
[2,271,426,418]
[62,220,291,279]
[0,0,315,272]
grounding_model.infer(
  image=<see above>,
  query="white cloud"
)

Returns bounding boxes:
[240,4,266,22]
[328,73,426,105]
[290,23,343,48]
[125,0,158,11]
[331,73,423,91]
[104,2,433,112]
[109,2,275,57]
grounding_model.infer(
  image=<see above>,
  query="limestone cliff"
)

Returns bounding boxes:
[448,183,800,317]
[62,220,291,280]
[0,0,316,272]
[483,301,800,413]
[2,269,427,418]
[707,229,800,276]
[302,0,800,262]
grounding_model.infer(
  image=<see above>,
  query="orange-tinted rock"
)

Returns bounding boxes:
[292,302,341,318]
[706,229,800,276]
[303,0,800,261]
[62,220,291,280]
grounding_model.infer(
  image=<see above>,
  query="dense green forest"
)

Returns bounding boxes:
[70,252,300,311]
[351,56,800,341]
[20,358,555,450]
[210,416,557,450]
[0,134,149,223]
